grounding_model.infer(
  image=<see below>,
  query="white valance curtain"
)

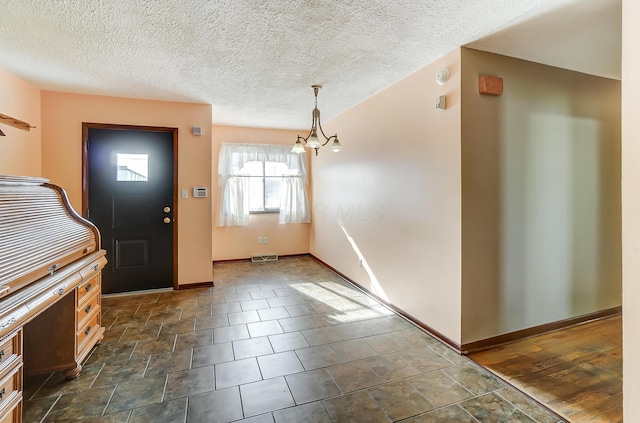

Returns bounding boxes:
[216,143,310,226]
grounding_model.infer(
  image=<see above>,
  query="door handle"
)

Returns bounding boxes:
[163,217,171,224]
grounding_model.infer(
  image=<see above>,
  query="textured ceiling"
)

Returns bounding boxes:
[0,0,620,129]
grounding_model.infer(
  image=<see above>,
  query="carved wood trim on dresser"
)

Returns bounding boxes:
[0,175,107,422]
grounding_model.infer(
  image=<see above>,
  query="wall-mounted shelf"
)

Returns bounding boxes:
[0,113,35,131]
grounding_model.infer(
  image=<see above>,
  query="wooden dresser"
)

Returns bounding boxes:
[0,175,107,422]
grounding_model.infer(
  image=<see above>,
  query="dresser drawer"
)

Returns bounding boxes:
[76,295,100,328]
[77,275,100,305]
[0,332,21,375]
[0,360,22,417]
[78,256,107,281]
[0,396,21,423]
[76,312,100,354]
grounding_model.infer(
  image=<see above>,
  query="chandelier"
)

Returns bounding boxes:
[291,85,342,156]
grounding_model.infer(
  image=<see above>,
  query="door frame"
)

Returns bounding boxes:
[82,122,179,291]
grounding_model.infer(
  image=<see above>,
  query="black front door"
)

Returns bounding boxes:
[85,125,176,294]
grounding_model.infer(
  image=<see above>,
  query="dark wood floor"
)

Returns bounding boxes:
[470,315,622,423]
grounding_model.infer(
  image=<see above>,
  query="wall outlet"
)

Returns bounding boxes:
[257,237,263,244]
[263,236,269,244]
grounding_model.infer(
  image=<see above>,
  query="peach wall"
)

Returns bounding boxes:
[40,92,212,286]
[460,48,621,344]
[0,67,41,176]
[622,0,639,418]
[212,125,310,260]
[311,49,463,344]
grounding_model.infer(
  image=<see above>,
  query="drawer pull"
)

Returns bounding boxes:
[0,317,16,330]
[55,288,65,296]
[0,387,5,402]
[85,304,92,314]
[91,264,99,271]
[0,350,4,362]
[84,326,92,336]
[85,283,92,292]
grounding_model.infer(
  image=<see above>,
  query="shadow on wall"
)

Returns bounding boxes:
[500,113,604,329]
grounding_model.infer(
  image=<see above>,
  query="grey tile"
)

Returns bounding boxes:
[285,368,341,404]
[215,324,250,343]
[295,345,345,370]
[81,411,133,422]
[174,329,213,351]
[258,307,291,321]
[399,346,454,372]
[444,362,505,395]
[407,370,473,408]
[187,386,243,423]
[365,332,414,355]
[106,376,166,414]
[242,299,271,311]
[332,321,377,340]
[328,360,385,393]
[34,363,103,398]
[362,352,421,382]
[233,336,274,359]
[278,316,316,332]
[160,318,196,336]
[496,387,564,423]
[92,355,149,387]
[240,377,295,417]
[269,332,310,352]
[195,313,229,330]
[273,401,332,423]
[129,397,187,423]
[23,396,58,423]
[258,351,305,379]
[405,404,478,422]
[193,342,235,367]
[302,326,343,346]
[460,392,537,423]
[145,349,193,378]
[27,258,568,422]
[234,414,275,423]
[226,292,253,302]
[331,338,378,361]
[229,310,261,325]
[368,380,434,421]
[165,366,215,400]
[248,320,284,337]
[251,289,278,300]
[284,303,319,317]
[212,302,243,315]
[216,357,262,389]
[323,390,388,422]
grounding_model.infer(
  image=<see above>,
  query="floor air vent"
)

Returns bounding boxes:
[251,254,278,262]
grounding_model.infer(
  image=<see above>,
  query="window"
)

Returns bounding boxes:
[241,160,295,213]
[116,153,148,181]
[216,143,310,226]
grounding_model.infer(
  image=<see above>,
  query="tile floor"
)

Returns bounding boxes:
[23,256,565,422]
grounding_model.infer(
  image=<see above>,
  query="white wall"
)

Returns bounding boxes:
[622,0,640,418]
[461,48,621,344]
[311,49,463,344]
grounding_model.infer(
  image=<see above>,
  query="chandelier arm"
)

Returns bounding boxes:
[316,120,336,145]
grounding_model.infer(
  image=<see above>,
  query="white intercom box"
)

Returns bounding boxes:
[193,187,208,198]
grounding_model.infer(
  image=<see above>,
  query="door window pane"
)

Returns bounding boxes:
[117,153,149,181]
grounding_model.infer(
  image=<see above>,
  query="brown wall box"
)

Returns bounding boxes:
[478,75,504,96]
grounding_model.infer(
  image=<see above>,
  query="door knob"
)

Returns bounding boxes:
[163,207,171,213]
[163,217,171,224]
